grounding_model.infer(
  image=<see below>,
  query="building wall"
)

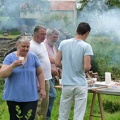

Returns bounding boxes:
[20,0,77,23]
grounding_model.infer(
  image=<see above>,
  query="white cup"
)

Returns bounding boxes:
[105,72,111,84]
[92,78,97,83]
[19,56,24,64]
[59,79,62,85]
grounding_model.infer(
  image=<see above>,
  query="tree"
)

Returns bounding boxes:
[106,0,120,8]
[77,0,120,10]
[76,0,90,10]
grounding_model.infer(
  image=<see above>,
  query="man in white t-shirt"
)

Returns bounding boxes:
[30,26,52,120]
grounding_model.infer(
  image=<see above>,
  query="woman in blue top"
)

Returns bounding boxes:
[0,36,46,120]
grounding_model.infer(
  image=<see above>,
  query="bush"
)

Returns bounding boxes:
[0,78,4,93]
[87,36,120,79]
[103,99,120,113]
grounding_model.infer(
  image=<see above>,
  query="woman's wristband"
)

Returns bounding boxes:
[40,88,45,91]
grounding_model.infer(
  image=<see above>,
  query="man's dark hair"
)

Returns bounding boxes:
[76,22,91,35]
[34,26,46,34]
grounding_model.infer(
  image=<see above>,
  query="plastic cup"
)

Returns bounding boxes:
[59,79,62,85]
[92,78,97,83]
[19,56,24,64]
[105,72,111,84]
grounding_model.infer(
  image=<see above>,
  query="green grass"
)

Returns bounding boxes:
[0,33,20,39]
[0,30,21,39]
[0,102,8,120]
[0,90,9,120]
[0,34,19,39]
[0,90,120,120]
[51,90,120,120]
[0,17,9,21]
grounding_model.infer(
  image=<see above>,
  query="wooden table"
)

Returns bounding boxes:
[54,85,120,120]
[54,85,62,89]
[89,86,120,120]
[89,90,105,120]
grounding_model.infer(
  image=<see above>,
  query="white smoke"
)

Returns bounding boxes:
[77,0,120,42]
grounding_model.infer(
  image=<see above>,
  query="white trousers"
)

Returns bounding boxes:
[58,85,88,120]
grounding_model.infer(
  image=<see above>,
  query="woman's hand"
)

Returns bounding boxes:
[12,60,23,67]
[39,89,46,100]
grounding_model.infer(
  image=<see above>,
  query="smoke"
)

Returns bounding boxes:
[0,0,21,30]
[77,0,120,42]
[1,0,120,42]
[0,0,40,32]
[0,0,75,33]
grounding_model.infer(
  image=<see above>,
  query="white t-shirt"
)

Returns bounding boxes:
[30,40,52,80]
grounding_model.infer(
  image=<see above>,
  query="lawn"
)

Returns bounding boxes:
[0,89,120,120]
[0,30,21,39]
[51,90,120,120]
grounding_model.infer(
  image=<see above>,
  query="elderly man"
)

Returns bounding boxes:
[44,28,61,120]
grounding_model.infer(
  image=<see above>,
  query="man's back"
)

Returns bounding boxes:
[56,22,93,120]
[58,38,93,85]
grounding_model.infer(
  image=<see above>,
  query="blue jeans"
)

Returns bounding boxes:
[46,78,57,120]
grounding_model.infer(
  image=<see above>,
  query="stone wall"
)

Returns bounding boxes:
[0,38,17,64]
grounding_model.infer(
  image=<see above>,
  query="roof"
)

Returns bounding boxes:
[48,0,76,10]
[20,0,76,11]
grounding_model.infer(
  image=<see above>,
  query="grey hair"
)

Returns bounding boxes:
[16,36,30,44]
[46,28,60,37]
